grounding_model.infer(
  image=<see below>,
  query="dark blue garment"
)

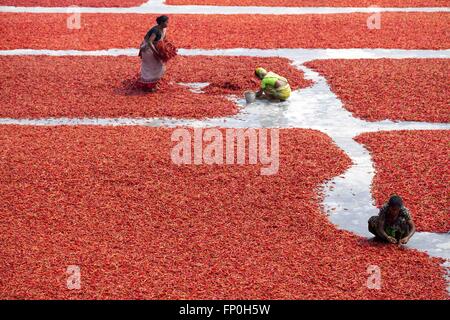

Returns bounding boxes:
[145,26,162,43]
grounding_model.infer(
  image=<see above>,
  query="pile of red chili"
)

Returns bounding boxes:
[0,126,447,299]
[0,0,146,6]
[1,1,448,302]
[0,55,309,119]
[156,40,178,63]
[356,130,450,233]
[2,13,449,50]
[166,0,448,7]
[306,59,450,123]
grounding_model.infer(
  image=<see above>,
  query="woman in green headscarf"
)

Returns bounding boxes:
[254,67,291,101]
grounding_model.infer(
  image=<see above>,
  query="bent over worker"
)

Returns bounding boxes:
[368,195,416,244]
[254,67,291,101]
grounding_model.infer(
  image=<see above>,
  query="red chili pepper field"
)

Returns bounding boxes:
[0,126,447,299]
[305,59,450,123]
[166,0,449,7]
[0,1,449,300]
[0,0,147,6]
[1,13,449,50]
[0,55,309,118]
[355,130,450,233]
[2,0,447,7]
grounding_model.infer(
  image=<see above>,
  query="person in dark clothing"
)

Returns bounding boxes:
[137,15,169,92]
[368,195,416,244]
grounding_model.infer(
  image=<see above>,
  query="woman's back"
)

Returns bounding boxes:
[145,26,163,43]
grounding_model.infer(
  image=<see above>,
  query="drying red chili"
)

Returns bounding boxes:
[167,55,312,95]
[2,13,449,50]
[156,40,178,63]
[305,59,450,123]
[166,0,449,7]
[2,0,446,6]
[0,0,146,6]
[356,130,450,233]
[0,55,309,118]
[0,126,447,299]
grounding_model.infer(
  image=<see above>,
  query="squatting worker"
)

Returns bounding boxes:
[368,195,416,244]
[138,15,169,92]
[254,67,291,101]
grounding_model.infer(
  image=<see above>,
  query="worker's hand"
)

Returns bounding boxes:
[399,237,409,245]
[387,236,397,244]
[153,51,162,61]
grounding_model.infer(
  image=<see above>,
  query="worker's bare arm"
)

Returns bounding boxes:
[378,218,397,243]
[400,220,416,244]
[147,34,160,56]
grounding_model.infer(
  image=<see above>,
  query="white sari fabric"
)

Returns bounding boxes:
[139,41,166,84]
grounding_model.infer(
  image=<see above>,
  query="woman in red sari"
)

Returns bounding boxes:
[138,15,169,92]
